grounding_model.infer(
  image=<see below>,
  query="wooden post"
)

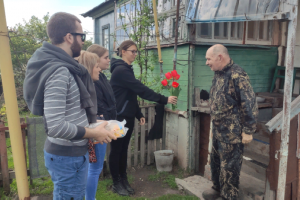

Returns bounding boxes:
[134,119,139,166]
[0,121,10,194]
[147,107,154,165]
[127,140,132,168]
[150,107,155,164]
[140,108,146,167]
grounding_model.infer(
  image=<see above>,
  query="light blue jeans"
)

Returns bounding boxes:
[85,143,107,200]
[44,150,89,200]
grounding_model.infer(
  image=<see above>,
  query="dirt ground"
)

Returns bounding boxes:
[121,165,186,198]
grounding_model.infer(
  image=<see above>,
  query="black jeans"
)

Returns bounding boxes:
[211,137,244,200]
[109,116,135,182]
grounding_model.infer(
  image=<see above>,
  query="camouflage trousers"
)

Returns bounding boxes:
[211,137,244,200]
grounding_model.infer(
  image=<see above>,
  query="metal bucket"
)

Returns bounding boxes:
[154,150,174,172]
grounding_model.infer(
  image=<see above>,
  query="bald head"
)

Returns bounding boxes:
[205,44,231,71]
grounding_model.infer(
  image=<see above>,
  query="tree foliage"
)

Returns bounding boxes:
[5,14,93,111]
[117,0,165,103]
[8,14,50,88]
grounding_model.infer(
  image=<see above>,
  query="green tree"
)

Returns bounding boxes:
[117,0,165,104]
[6,14,93,111]
[82,38,93,50]
[8,14,50,88]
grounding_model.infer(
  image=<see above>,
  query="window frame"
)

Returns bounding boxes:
[196,20,273,45]
[102,24,110,51]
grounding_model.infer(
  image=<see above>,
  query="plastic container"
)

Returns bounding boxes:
[88,120,128,144]
[154,150,174,172]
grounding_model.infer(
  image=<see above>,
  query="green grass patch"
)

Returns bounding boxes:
[6,138,29,169]
[95,176,197,200]
[148,172,179,189]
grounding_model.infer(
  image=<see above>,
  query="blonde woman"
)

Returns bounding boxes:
[80,47,117,200]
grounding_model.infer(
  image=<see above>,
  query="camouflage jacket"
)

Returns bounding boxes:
[209,60,258,144]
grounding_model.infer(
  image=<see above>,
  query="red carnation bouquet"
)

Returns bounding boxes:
[161,70,181,111]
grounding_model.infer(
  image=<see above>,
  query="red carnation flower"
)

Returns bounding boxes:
[172,81,179,88]
[165,72,172,80]
[161,79,168,86]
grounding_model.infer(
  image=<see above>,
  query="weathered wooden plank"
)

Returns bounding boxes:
[0,122,9,194]
[0,169,30,180]
[20,118,27,165]
[147,107,156,165]
[127,139,132,168]
[140,108,146,167]
[134,119,139,167]
[194,87,201,107]
[147,107,153,165]
[150,107,156,164]
[155,139,160,151]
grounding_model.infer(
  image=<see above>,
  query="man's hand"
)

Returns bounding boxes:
[140,117,145,125]
[168,96,177,105]
[242,132,253,144]
[85,121,117,144]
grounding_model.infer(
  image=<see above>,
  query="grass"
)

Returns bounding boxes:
[6,138,29,169]
[0,177,54,199]
[1,173,197,200]
[147,168,186,190]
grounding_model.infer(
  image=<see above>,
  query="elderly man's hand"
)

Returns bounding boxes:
[242,132,253,144]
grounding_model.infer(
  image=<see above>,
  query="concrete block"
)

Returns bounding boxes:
[175,175,213,199]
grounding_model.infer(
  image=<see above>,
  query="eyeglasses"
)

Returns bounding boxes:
[126,50,138,55]
[69,33,86,42]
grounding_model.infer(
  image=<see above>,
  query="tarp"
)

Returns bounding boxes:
[186,0,281,23]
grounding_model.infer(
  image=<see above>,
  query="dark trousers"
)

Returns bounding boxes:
[109,116,135,182]
[211,138,244,200]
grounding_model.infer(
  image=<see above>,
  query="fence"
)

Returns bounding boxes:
[105,104,163,170]
[0,118,28,194]
[0,105,165,193]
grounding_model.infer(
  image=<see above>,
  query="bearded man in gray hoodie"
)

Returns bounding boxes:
[23,12,116,199]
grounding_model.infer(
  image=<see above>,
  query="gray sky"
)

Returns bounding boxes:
[3,0,105,40]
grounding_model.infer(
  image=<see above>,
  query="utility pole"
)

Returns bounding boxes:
[173,0,180,70]
[0,0,30,199]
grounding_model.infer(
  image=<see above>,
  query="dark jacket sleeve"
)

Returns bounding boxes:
[95,82,109,117]
[135,102,144,120]
[114,66,168,104]
[233,71,258,135]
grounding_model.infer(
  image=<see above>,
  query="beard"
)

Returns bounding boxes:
[71,38,82,58]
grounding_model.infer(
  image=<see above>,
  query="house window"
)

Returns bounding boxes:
[231,22,243,40]
[247,20,272,41]
[172,17,181,38]
[214,23,228,39]
[197,23,212,38]
[102,24,110,51]
[196,20,272,44]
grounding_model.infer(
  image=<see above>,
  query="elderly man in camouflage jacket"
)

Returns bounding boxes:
[203,44,258,200]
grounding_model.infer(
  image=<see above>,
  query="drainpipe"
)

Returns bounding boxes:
[152,0,164,79]
[0,1,30,199]
[173,0,180,71]
[277,1,298,199]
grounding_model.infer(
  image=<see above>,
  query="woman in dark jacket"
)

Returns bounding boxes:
[109,40,177,196]
[85,44,117,200]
